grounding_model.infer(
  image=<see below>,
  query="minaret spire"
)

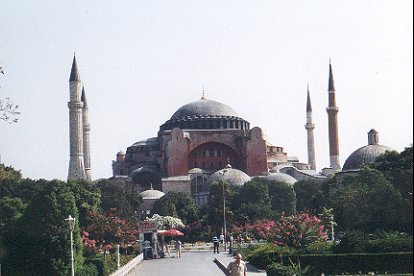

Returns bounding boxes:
[69,54,81,82]
[328,58,335,92]
[82,86,92,182]
[326,60,341,170]
[305,84,316,170]
[68,54,86,181]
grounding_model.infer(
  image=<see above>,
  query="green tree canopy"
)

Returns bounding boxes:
[152,191,198,224]
[231,178,273,223]
[332,167,410,232]
[2,179,83,275]
[95,178,142,216]
[267,179,297,216]
[294,180,327,213]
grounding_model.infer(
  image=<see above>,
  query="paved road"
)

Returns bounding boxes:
[131,251,226,276]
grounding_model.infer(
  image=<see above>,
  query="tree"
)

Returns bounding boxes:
[0,67,20,123]
[294,180,327,212]
[253,212,327,274]
[2,179,83,275]
[95,179,142,216]
[0,164,22,182]
[152,191,198,224]
[267,180,297,216]
[331,167,410,232]
[231,179,273,223]
[372,145,413,202]
[207,180,234,234]
[84,208,140,256]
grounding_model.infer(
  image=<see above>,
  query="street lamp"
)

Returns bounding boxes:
[219,169,228,252]
[65,215,76,276]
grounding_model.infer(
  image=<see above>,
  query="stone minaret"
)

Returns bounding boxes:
[68,54,86,180]
[326,60,341,170]
[81,87,91,181]
[305,85,316,170]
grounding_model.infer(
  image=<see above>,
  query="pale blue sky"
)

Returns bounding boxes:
[0,1,412,180]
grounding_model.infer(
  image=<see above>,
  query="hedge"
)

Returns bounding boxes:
[249,252,413,274]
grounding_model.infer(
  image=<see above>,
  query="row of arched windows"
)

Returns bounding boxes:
[160,118,250,131]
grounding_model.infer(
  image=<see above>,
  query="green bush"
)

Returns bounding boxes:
[294,252,413,275]
[267,263,311,276]
[243,244,293,270]
[77,263,99,275]
[248,251,413,274]
[85,257,108,276]
[303,241,335,254]
[333,231,413,253]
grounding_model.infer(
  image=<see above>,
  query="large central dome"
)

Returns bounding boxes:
[160,98,250,132]
[171,99,239,120]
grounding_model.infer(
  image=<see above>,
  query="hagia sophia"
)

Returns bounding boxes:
[66,55,396,207]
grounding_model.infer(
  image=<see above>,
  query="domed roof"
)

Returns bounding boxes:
[139,188,165,200]
[343,130,395,171]
[206,166,251,187]
[264,173,297,185]
[343,144,394,170]
[171,99,239,120]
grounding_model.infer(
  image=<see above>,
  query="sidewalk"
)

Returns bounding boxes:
[214,252,267,275]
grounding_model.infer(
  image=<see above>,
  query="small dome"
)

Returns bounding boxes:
[139,188,165,200]
[343,130,395,170]
[265,173,297,185]
[171,99,239,120]
[207,168,251,187]
[343,144,395,170]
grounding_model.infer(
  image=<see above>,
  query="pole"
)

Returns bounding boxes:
[70,229,74,276]
[222,180,227,252]
[331,215,335,242]
[117,244,120,268]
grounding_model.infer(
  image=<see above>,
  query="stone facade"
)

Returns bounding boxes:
[112,98,300,191]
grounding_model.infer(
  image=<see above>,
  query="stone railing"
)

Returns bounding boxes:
[110,253,143,276]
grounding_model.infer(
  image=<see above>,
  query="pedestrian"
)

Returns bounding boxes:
[212,235,220,254]
[227,253,247,276]
[229,234,234,254]
[175,239,182,258]
[220,232,225,244]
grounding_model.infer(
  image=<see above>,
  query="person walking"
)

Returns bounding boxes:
[175,239,182,258]
[227,253,247,276]
[212,235,220,254]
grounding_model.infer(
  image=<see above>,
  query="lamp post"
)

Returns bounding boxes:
[65,215,76,276]
[219,169,228,252]
[331,215,335,242]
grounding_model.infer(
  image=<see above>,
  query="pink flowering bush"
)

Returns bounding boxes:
[251,212,327,274]
[83,208,140,256]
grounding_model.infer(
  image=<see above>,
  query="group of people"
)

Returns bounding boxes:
[212,233,235,254]
[144,237,182,259]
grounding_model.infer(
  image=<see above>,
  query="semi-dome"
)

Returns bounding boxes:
[206,165,251,187]
[343,129,395,171]
[265,172,297,185]
[139,188,165,200]
[171,99,239,120]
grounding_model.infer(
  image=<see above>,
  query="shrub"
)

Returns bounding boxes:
[333,231,413,253]
[267,262,311,276]
[303,241,335,254]
[77,263,99,276]
[85,257,108,276]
